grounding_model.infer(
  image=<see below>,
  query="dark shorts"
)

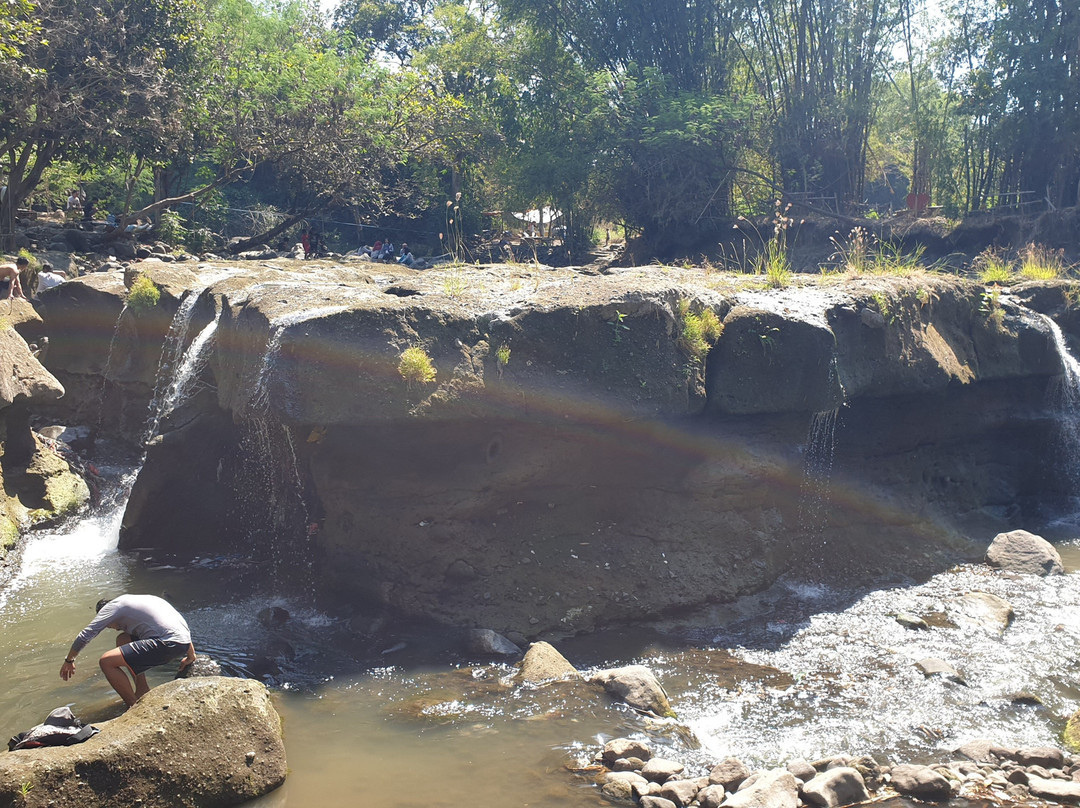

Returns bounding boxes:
[120,638,187,675]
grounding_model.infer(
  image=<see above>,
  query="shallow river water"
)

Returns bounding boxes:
[3,467,1080,807]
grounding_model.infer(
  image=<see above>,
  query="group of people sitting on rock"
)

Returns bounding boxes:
[350,238,418,266]
[354,238,395,261]
[292,228,422,266]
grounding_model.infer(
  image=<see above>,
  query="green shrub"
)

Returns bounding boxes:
[156,210,187,247]
[398,347,436,384]
[677,299,724,360]
[127,274,161,312]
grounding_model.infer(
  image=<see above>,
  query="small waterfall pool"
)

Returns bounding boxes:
[4,460,1080,807]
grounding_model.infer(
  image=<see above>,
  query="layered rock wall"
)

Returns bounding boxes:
[34,261,1080,635]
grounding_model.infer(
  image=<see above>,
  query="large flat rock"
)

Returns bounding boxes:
[0,677,286,808]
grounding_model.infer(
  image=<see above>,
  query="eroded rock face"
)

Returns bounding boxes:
[35,263,1080,635]
[0,677,285,808]
[0,326,64,409]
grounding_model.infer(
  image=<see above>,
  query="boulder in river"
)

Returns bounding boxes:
[1027,774,1080,803]
[710,757,752,788]
[985,530,1064,576]
[954,738,1017,762]
[659,777,700,806]
[950,591,1014,635]
[465,628,520,657]
[801,767,870,807]
[602,738,653,764]
[889,763,953,800]
[726,768,799,808]
[590,665,674,717]
[916,657,966,685]
[895,612,930,630]
[515,641,579,683]
[640,757,685,782]
[1014,746,1066,769]
[0,676,285,808]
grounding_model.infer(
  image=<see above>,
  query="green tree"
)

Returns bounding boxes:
[0,0,204,247]
[946,0,1079,209]
[736,0,897,210]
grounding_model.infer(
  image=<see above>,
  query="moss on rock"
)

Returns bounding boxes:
[1064,711,1080,753]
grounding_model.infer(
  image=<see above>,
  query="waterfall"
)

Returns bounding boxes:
[142,314,220,444]
[95,303,130,431]
[797,408,840,539]
[236,309,349,597]
[250,326,285,415]
[1042,315,1080,495]
[142,291,208,443]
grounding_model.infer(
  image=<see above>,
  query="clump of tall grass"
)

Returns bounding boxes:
[1018,244,1067,280]
[127,273,160,312]
[829,228,926,276]
[739,201,794,288]
[677,298,724,360]
[975,248,1013,284]
[398,347,436,385]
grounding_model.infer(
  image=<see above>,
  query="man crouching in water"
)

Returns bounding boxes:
[60,594,196,707]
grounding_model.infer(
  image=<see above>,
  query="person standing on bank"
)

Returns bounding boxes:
[60,594,196,707]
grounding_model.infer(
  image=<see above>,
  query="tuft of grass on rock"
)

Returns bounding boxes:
[976,248,1013,284]
[677,299,724,361]
[398,347,436,385]
[127,273,161,312]
[1018,244,1067,280]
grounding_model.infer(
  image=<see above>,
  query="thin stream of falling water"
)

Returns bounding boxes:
[142,291,203,443]
[797,407,840,538]
[236,312,353,598]
[158,315,219,418]
[1042,314,1080,494]
[95,303,129,431]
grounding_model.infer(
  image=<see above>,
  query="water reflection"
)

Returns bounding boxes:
[5,469,1080,807]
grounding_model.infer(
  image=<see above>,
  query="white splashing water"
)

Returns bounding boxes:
[671,564,1080,770]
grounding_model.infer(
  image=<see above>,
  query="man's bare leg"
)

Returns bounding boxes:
[99,647,137,707]
[133,671,150,701]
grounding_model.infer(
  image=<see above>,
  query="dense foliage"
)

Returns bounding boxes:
[0,0,1075,254]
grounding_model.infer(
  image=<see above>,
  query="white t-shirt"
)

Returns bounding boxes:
[36,272,65,294]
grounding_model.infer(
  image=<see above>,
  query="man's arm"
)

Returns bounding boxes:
[178,643,196,671]
[59,604,118,681]
[59,642,81,681]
